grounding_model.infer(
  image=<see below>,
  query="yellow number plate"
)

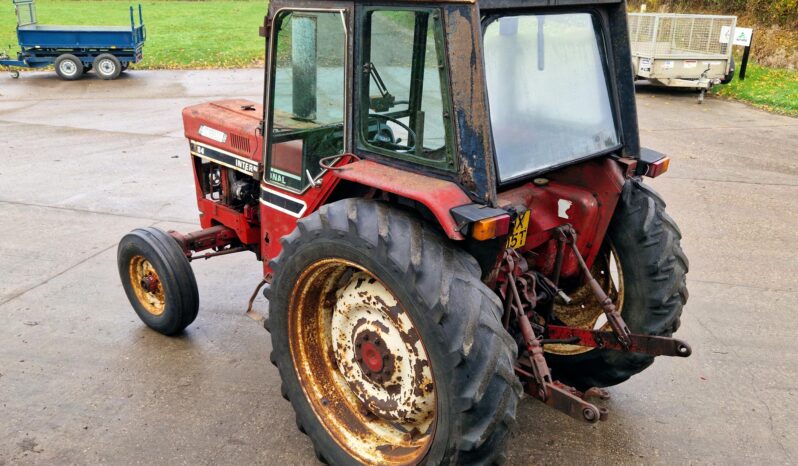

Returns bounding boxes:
[506,210,530,249]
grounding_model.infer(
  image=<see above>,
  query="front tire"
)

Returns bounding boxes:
[546,180,689,390]
[118,227,199,335]
[268,199,521,465]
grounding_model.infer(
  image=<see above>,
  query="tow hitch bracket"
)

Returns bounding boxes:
[546,325,692,357]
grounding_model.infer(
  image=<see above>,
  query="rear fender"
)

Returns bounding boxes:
[332,160,472,240]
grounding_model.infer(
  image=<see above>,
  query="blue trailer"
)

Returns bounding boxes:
[0,0,146,80]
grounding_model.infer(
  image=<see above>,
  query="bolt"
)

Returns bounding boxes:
[583,407,597,422]
[363,334,370,341]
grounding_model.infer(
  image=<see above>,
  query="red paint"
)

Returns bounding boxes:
[497,158,624,278]
[182,99,263,161]
[333,160,472,240]
[360,341,383,372]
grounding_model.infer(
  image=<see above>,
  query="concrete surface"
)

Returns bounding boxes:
[1,70,796,465]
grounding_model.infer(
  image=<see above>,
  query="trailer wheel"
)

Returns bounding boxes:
[268,199,521,465]
[118,227,199,335]
[545,180,688,390]
[54,54,83,81]
[94,54,122,80]
[10,70,19,79]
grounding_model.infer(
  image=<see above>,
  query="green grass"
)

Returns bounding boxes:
[0,0,267,69]
[715,63,798,117]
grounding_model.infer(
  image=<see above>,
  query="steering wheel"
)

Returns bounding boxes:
[368,114,416,152]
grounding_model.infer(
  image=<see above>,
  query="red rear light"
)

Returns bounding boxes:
[645,156,670,178]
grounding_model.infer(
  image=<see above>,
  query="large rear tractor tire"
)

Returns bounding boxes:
[545,180,689,390]
[267,199,521,465]
[118,227,199,335]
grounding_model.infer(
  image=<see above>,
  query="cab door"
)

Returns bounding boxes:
[260,3,352,268]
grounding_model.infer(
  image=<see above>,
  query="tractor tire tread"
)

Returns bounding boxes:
[268,198,521,465]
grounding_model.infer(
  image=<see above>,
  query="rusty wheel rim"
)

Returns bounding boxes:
[546,243,624,356]
[288,259,436,465]
[129,255,166,316]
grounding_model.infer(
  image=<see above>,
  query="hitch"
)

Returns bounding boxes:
[547,325,692,357]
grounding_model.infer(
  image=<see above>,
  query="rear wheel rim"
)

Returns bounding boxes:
[98,59,115,75]
[546,242,624,356]
[129,255,166,316]
[288,258,436,465]
[59,60,77,76]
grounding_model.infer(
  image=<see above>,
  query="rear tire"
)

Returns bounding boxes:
[546,180,689,390]
[54,54,83,81]
[118,227,199,335]
[268,199,521,465]
[94,53,122,80]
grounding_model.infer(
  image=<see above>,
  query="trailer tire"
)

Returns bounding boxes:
[268,198,521,466]
[10,70,19,79]
[118,227,199,335]
[54,54,83,81]
[94,53,122,80]
[546,180,688,391]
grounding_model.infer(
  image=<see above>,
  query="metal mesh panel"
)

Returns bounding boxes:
[629,13,736,58]
[15,1,37,27]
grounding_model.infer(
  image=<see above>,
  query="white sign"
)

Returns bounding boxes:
[720,26,754,46]
[639,57,651,73]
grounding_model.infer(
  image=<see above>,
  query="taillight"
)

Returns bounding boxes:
[471,214,511,241]
[645,156,670,178]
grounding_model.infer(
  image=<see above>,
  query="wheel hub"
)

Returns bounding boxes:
[140,274,160,294]
[355,330,392,377]
[331,272,434,425]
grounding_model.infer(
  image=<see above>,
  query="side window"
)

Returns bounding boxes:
[267,11,346,192]
[357,9,454,170]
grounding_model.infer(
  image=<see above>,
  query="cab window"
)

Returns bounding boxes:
[267,10,347,192]
[357,9,454,171]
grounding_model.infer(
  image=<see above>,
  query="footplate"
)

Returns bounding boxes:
[547,325,692,357]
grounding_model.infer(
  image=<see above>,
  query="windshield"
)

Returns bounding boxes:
[484,13,619,182]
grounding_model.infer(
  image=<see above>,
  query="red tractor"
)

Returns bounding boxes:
[118,0,690,463]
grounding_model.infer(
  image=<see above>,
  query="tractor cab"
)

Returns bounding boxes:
[258,0,642,204]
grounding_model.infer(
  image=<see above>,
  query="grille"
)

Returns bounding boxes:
[230,133,251,153]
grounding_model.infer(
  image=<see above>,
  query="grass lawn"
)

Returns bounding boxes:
[0,0,267,69]
[715,63,798,117]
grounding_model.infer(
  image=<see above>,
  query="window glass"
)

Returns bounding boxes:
[484,14,619,182]
[358,9,453,169]
[268,11,346,191]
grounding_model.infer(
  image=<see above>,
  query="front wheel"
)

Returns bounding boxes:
[268,199,521,465]
[545,180,689,390]
[118,227,199,335]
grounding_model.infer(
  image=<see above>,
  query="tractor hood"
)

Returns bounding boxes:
[182,99,264,162]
